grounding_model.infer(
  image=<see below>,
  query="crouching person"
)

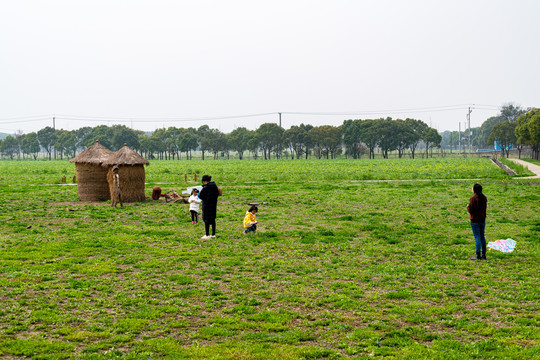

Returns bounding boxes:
[243,205,258,235]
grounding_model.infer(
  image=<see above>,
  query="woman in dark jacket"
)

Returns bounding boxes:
[198,174,220,239]
[467,183,488,260]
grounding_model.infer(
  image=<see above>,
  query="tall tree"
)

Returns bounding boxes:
[160,127,180,160]
[197,125,210,160]
[515,108,540,160]
[0,136,18,159]
[342,119,363,159]
[227,127,251,160]
[246,131,260,159]
[376,118,399,159]
[151,128,170,159]
[179,129,198,160]
[478,115,504,147]
[299,123,314,159]
[423,128,442,157]
[404,118,428,159]
[394,119,414,158]
[500,103,525,122]
[309,125,342,159]
[284,125,309,159]
[21,132,41,159]
[515,116,529,159]
[81,125,113,149]
[488,120,516,157]
[528,110,540,160]
[139,134,165,159]
[515,110,535,159]
[477,104,524,147]
[14,130,24,159]
[75,127,93,154]
[55,130,77,159]
[200,129,226,159]
[37,126,57,160]
[256,123,284,160]
[359,119,380,159]
[111,125,141,152]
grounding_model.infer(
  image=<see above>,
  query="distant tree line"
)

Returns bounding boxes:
[0,118,447,161]
[514,108,540,160]
[438,104,540,159]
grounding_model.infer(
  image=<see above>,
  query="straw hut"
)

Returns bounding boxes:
[70,140,114,201]
[103,144,150,202]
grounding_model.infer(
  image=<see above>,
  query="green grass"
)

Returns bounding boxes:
[499,158,535,177]
[0,158,539,359]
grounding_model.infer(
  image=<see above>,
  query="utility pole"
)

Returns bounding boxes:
[467,107,473,153]
[53,115,56,160]
[278,112,282,128]
[458,122,461,153]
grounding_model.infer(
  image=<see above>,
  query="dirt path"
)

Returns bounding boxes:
[508,158,540,179]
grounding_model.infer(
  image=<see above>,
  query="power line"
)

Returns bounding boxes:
[0,114,51,121]
[283,105,502,116]
[56,112,277,122]
[0,104,501,124]
[0,117,51,124]
[0,104,507,134]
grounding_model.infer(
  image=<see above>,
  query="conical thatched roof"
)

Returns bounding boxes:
[103,144,150,166]
[70,140,114,165]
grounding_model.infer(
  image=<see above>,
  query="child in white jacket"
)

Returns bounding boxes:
[189,189,202,224]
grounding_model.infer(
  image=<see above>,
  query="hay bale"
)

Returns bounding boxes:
[114,165,146,202]
[75,163,111,201]
[70,140,114,202]
[103,144,150,203]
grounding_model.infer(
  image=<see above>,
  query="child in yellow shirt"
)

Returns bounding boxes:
[243,205,258,235]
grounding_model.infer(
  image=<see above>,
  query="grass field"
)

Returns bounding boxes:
[0,158,539,359]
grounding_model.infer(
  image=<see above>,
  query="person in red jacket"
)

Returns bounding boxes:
[467,183,488,260]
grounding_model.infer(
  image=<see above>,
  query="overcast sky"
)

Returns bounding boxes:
[1,0,539,135]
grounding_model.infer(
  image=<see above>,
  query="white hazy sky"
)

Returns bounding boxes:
[1,0,539,135]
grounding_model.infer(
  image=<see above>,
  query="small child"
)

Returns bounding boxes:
[189,189,202,224]
[243,205,258,235]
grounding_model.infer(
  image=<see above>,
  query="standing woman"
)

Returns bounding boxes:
[198,175,220,239]
[467,183,488,260]
[108,165,123,208]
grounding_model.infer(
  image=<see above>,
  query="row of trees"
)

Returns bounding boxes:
[515,108,540,160]
[439,104,530,153]
[0,118,445,161]
[4,103,536,161]
[0,125,141,160]
[445,106,540,159]
[342,118,441,159]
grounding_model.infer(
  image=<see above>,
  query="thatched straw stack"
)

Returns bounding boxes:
[103,144,150,203]
[70,140,114,201]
